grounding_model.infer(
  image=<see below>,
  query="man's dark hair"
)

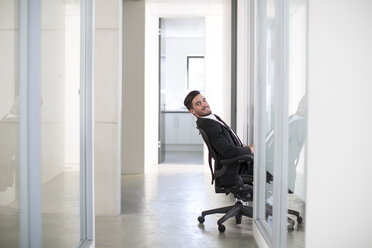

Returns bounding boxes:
[184,90,200,110]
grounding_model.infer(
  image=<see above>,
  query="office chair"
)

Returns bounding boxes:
[196,127,254,233]
[265,114,306,230]
[287,114,306,229]
[197,124,303,232]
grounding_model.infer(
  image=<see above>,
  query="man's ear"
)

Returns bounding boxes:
[189,109,195,115]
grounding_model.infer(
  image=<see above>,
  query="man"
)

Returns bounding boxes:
[183,90,254,168]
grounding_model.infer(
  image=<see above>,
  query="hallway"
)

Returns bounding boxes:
[95,162,258,248]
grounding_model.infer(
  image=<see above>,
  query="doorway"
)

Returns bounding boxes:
[158,17,205,165]
[144,0,230,171]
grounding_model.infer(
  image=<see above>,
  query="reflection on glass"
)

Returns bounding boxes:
[41,0,80,246]
[264,0,276,228]
[0,0,19,246]
[287,0,307,246]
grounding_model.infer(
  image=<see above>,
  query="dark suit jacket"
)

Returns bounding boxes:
[196,116,252,163]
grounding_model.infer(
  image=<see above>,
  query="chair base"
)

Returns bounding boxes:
[198,201,253,233]
[265,205,303,231]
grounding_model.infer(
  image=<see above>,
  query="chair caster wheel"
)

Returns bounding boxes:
[235,215,242,224]
[297,216,303,224]
[218,224,226,233]
[198,216,205,224]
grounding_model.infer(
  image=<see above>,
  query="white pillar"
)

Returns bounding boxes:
[306,0,372,247]
[94,0,122,215]
[122,0,146,174]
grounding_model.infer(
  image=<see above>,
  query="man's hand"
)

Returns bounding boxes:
[248,145,254,155]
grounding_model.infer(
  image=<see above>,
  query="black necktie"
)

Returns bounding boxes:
[214,114,243,146]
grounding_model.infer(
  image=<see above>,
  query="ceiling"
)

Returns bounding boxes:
[146,0,224,17]
[161,17,205,38]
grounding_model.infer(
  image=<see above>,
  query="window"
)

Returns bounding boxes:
[187,56,205,91]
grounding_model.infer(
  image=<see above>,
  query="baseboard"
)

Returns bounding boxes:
[164,144,203,152]
[253,221,269,248]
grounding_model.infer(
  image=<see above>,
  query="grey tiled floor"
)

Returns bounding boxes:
[287,194,306,248]
[95,162,258,248]
[0,170,81,248]
[162,151,203,164]
[0,152,305,247]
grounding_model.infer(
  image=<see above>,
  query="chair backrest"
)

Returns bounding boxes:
[197,127,218,161]
[197,126,243,192]
[197,126,254,199]
[197,127,218,183]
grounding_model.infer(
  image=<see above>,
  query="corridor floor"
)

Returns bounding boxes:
[95,162,259,248]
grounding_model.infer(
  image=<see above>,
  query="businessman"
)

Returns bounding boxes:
[184,90,254,174]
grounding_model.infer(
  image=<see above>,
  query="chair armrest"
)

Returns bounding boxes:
[221,154,254,166]
[215,154,254,178]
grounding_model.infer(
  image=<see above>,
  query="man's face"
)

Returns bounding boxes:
[190,94,211,118]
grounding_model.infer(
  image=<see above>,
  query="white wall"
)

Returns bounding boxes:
[122,0,146,174]
[40,0,66,184]
[306,0,372,247]
[160,18,205,110]
[94,0,122,215]
[162,37,204,110]
[221,0,231,124]
[236,0,251,145]
[0,0,18,205]
[144,5,159,168]
[204,14,228,120]
[0,0,17,118]
[203,5,230,165]
[65,5,81,166]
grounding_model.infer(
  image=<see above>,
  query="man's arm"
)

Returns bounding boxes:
[198,119,252,159]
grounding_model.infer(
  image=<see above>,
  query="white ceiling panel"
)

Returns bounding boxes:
[146,0,224,17]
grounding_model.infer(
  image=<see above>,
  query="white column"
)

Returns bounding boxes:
[144,6,159,169]
[94,0,122,215]
[306,0,372,247]
[122,0,146,174]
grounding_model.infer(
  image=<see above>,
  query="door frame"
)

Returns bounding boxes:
[79,0,95,246]
[253,0,289,247]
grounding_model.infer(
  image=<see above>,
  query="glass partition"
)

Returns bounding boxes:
[263,0,276,229]
[256,0,277,237]
[0,0,92,246]
[0,1,19,247]
[287,0,307,247]
[40,0,81,246]
[255,0,307,247]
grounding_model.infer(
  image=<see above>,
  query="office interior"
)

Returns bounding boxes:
[0,0,371,247]
[158,17,205,165]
